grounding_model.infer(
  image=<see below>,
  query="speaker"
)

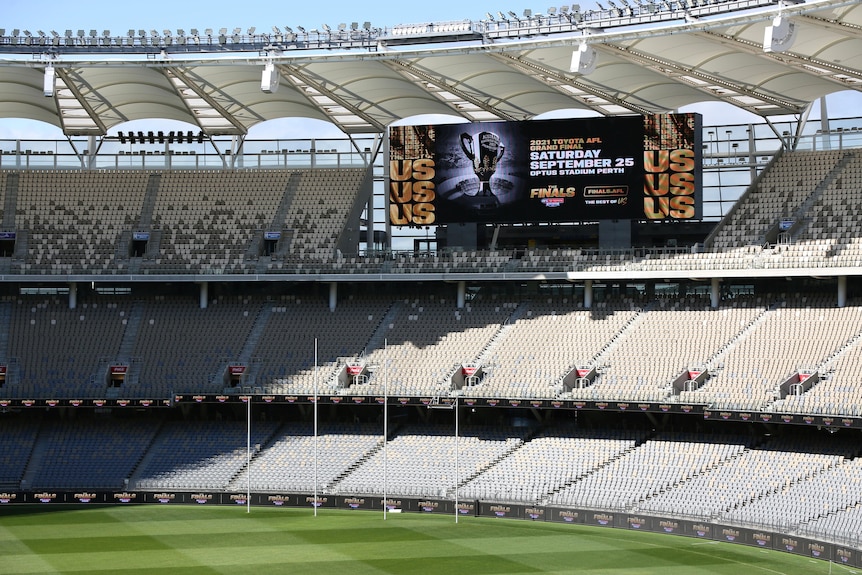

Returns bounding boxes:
[261,62,279,93]
[570,43,597,75]
[43,65,55,97]
[763,15,796,53]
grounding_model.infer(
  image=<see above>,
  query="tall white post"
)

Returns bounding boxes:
[314,337,319,517]
[454,396,459,524]
[383,338,388,520]
[246,394,251,513]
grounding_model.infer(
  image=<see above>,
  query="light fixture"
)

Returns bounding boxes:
[763,14,796,53]
[43,63,55,98]
[570,41,597,74]
[261,60,280,93]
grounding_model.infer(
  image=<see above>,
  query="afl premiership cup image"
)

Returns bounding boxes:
[460,131,505,197]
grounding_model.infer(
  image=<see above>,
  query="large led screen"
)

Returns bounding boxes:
[389,113,702,225]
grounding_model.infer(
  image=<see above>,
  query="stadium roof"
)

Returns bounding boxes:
[0,0,859,136]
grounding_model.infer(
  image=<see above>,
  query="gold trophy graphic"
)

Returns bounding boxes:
[460,131,505,198]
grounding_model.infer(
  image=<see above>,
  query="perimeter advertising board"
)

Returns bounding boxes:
[389,113,701,225]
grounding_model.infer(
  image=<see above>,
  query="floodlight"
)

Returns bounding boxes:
[323,24,331,32]
[338,23,346,30]
[570,41,597,74]
[350,22,359,30]
[363,22,371,30]
[272,26,280,34]
[763,14,796,53]
[77,29,85,37]
[43,63,55,97]
[284,26,293,33]
[524,9,532,17]
[297,25,306,33]
[486,12,495,20]
[247,27,256,35]
[547,7,557,15]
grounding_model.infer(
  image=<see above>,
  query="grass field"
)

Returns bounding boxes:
[0,506,848,575]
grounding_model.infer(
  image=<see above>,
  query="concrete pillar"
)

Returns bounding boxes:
[199,282,208,309]
[584,280,593,309]
[838,275,847,308]
[457,281,466,309]
[68,282,77,310]
[711,277,720,309]
[329,282,338,311]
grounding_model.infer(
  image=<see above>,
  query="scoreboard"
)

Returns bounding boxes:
[389,113,702,225]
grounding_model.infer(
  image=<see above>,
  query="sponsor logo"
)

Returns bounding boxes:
[526,508,544,520]
[638,404,650,411]
[628,516,645,529]
[693,524,710,537]
[345,497,364,509]
[306,496,327,507]
[596,402,608,410]
[659,404,671,412]
[558,510,579,523]
[36,492,57,503]
[113,492,137,503]
[268,495,290,506]
[753,533,771,546]
[594,513,612,525]
[617,403,629,411]
[193,395,205,403]
[782,537,797,551]
[0,492,18,504]
[740,412,752,421]
[155,493,176,504]
[419,500,438,512]
[74,492,97,503]
[191,493,212,504]
[230,494,248,505]
[659,520,678,533]
[490,505,510,517]
[263,396,276,403]
[722,528,739,541]
[809,543,824,557]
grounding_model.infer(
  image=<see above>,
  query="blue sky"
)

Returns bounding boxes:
[3,0,509,36]
[2,0,859,139]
